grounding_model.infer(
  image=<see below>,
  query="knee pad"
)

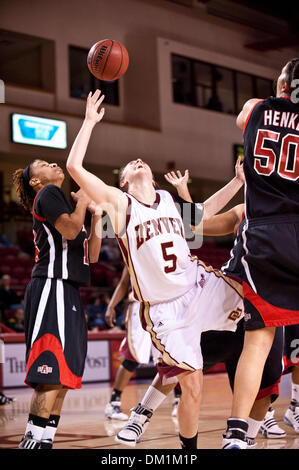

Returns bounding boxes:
[122,359,139,372]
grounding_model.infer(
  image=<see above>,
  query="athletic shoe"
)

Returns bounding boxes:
[105,401,128,421]
[246,437,257,448]
[18,432,41,449]
[39,439,53,449]
[172,398,179,417]
[222,430,248,449]
[283,406,299,433]
[115,403,153,447]
[104,420,126,437]
[260,408,286,438]
[0,392,15,406]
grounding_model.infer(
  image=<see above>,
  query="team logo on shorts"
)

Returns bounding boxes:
[244,313,251,322]
[199,274,206,288]
[228,308,243,321]
[37,365,53,374]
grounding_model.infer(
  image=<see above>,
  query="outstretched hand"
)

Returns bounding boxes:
[105,306,116,328]
[164,169,189,189]
[85,89,105,124]
[235,156,245,184]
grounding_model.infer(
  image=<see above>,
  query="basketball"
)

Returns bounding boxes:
[87,39,129,81]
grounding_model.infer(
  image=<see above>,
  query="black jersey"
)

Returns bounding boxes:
[31,184,90,286]
[244,96,299,219]
[221,216,246,281]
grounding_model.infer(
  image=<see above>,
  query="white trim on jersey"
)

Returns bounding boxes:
[31,278,52,346]
[56,279,65,351]
[43,223,55,278]
[62,237,68,279]
[241,183,257,293]
[221,236,238,273]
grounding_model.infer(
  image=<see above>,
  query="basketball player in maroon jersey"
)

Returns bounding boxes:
[66,90,247,450]
[223,59,299,448]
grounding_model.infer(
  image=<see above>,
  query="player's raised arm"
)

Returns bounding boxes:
[66,90,127,232]
[201,156,244,221]
[164,170,192,202]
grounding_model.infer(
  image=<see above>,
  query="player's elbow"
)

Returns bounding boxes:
[61,228,79,240]
[66,161,81,178]
[202,204,212,221]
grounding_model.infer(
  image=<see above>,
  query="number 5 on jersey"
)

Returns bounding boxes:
[161,241,177,273]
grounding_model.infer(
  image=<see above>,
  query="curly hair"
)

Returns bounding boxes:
[12,165,36,212]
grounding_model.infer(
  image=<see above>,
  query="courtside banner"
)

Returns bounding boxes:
[3,343,27,387]
[2,340,110,387]
[82,340,110,383]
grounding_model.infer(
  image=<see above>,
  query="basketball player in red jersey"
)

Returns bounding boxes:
[66,91,246,449]
[13,161,102,449]
[222,59,299,448]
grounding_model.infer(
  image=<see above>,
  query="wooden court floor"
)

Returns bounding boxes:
[0,372,298,450]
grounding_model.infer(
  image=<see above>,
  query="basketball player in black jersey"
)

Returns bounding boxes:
[223,58,299,448]
[12,160,102,449]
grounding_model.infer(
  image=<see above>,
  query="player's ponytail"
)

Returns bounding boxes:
[12,165,36,212]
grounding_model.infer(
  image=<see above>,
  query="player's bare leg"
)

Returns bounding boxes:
[29,384,63,418]
[105,362,138,420]
[19,384,64,449]
[223,327,276,449]
[249,396,271,421]
[231,328,276,419]
[284,365,299,432]
[177,369,203,448]
[114,364,135,391]
[40,387,68,448]
[247,395,285,444]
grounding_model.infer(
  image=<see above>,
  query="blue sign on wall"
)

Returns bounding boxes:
[11,113,67,149]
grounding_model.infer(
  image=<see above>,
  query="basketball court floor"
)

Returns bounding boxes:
[0,372,298,450]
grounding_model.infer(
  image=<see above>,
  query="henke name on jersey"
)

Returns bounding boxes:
[263,110,299,130]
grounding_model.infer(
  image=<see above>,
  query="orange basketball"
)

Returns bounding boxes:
[87,39,129,81]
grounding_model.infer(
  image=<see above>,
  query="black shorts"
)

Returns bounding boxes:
[201,320,284,402]
[241,216,299,330]
[24,277,87,389]
[283,324,299,373]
